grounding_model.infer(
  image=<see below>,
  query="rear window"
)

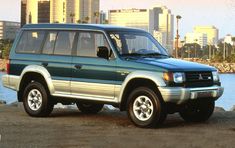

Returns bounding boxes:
[15,31,45,54]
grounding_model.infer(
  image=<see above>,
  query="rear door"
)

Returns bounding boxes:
[40,30,76,95]
[71,31,117,101]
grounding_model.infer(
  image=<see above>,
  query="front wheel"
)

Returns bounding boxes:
[179,99,215,122]
[23,81,54,117]
[76,102,104,114]
[127,87,167,128]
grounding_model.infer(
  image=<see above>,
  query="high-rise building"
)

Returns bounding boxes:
[80,0,100,23]
[224,34,234,45]
[194,26,219,45]
[21,0,27,27]
[109,6,174,53]
[109,9,150,31]
[21,0,100,26]
[38,0,50,23]
[24,0,50,24]
[153,31,167,48]
[66,0,80,23]
[100,11,107,24]
[26,0,38,24]
[0,21,20,40]
[153,6,174,51]
[50,0,66,23]
[185,32,208,47]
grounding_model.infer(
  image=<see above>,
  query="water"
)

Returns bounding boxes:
[0,72,17,104]
[216,74,235,110]
[0,72,234,110]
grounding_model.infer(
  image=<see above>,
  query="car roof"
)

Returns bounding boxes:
[22,23,147,33]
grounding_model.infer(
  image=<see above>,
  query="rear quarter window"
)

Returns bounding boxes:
[15,31,45,54]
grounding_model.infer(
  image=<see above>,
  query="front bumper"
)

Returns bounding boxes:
[158,85,224,104]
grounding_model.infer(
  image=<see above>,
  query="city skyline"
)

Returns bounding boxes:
[108,6,174,53]
[0,0,234,38]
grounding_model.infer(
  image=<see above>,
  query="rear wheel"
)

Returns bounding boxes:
[76,102,104,114]
[23,81,54,117]
[179,99,215,122]
[127,87,167,128]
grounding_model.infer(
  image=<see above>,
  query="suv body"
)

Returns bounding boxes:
[2,24,224,127]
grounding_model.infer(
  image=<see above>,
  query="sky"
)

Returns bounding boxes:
[0,0,234,38]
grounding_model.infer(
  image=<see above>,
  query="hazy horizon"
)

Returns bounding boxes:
[0,0,234,38]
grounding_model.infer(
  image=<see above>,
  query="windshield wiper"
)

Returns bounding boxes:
[144,53,169,57]
[121,52,169,58]
[121,53,144,56]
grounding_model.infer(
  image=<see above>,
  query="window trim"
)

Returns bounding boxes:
[15,28,118,59]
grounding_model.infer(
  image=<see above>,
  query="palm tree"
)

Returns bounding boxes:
[232,37,235,42]
[0,39,13,59]
[70,13,75,23]
[76,20,81,24]
[232,37,235,53]
[104,20,109,24]
[84,16,90,24]
[93,12,100,24]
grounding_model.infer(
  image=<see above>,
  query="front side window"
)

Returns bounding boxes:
[76,32,110,57]
[109,31,168,57]
[16,31,45,54]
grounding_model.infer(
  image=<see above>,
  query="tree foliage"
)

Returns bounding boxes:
[0,39,13,59]
[178,40,235,62]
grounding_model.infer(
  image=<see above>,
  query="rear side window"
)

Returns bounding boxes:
[42,31,76,55]
[42,32,57,55]
[15,31,45,54]
[54,31,76,55]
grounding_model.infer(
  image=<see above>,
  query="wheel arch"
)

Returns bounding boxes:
[17,65,54,102]
[118,71,166,111]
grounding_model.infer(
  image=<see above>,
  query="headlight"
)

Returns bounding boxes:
[163,72,185,84]
[212,71,220,82]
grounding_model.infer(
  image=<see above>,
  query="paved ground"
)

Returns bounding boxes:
[0,104,235,148]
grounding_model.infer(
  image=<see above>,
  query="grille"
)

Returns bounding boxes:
[185,71,213,87]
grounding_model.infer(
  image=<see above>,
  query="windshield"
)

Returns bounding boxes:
[108,31,169,57]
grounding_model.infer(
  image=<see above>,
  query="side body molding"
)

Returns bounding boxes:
[18,65,55,94]
[117,71,166,103]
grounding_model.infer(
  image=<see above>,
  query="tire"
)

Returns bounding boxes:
[127,87,167,128]
[179,99,215,122]
[23,81,54,117]
[76,102,104,114]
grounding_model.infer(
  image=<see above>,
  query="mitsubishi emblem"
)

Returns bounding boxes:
[199,74,203,80]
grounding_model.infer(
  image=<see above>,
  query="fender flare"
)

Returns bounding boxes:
[117,70,166,103]
[18,65,55,94]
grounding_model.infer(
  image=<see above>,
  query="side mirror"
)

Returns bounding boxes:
[97,46,109,60]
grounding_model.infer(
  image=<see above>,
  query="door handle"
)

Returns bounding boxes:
[74,64,82,69]
[42,62,48,67]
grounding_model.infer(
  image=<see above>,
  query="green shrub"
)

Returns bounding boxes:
[0,39,13,59]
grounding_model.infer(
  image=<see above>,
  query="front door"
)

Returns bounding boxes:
[71,31,117,101]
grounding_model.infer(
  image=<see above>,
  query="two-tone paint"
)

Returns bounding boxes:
[2,24,224,108]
